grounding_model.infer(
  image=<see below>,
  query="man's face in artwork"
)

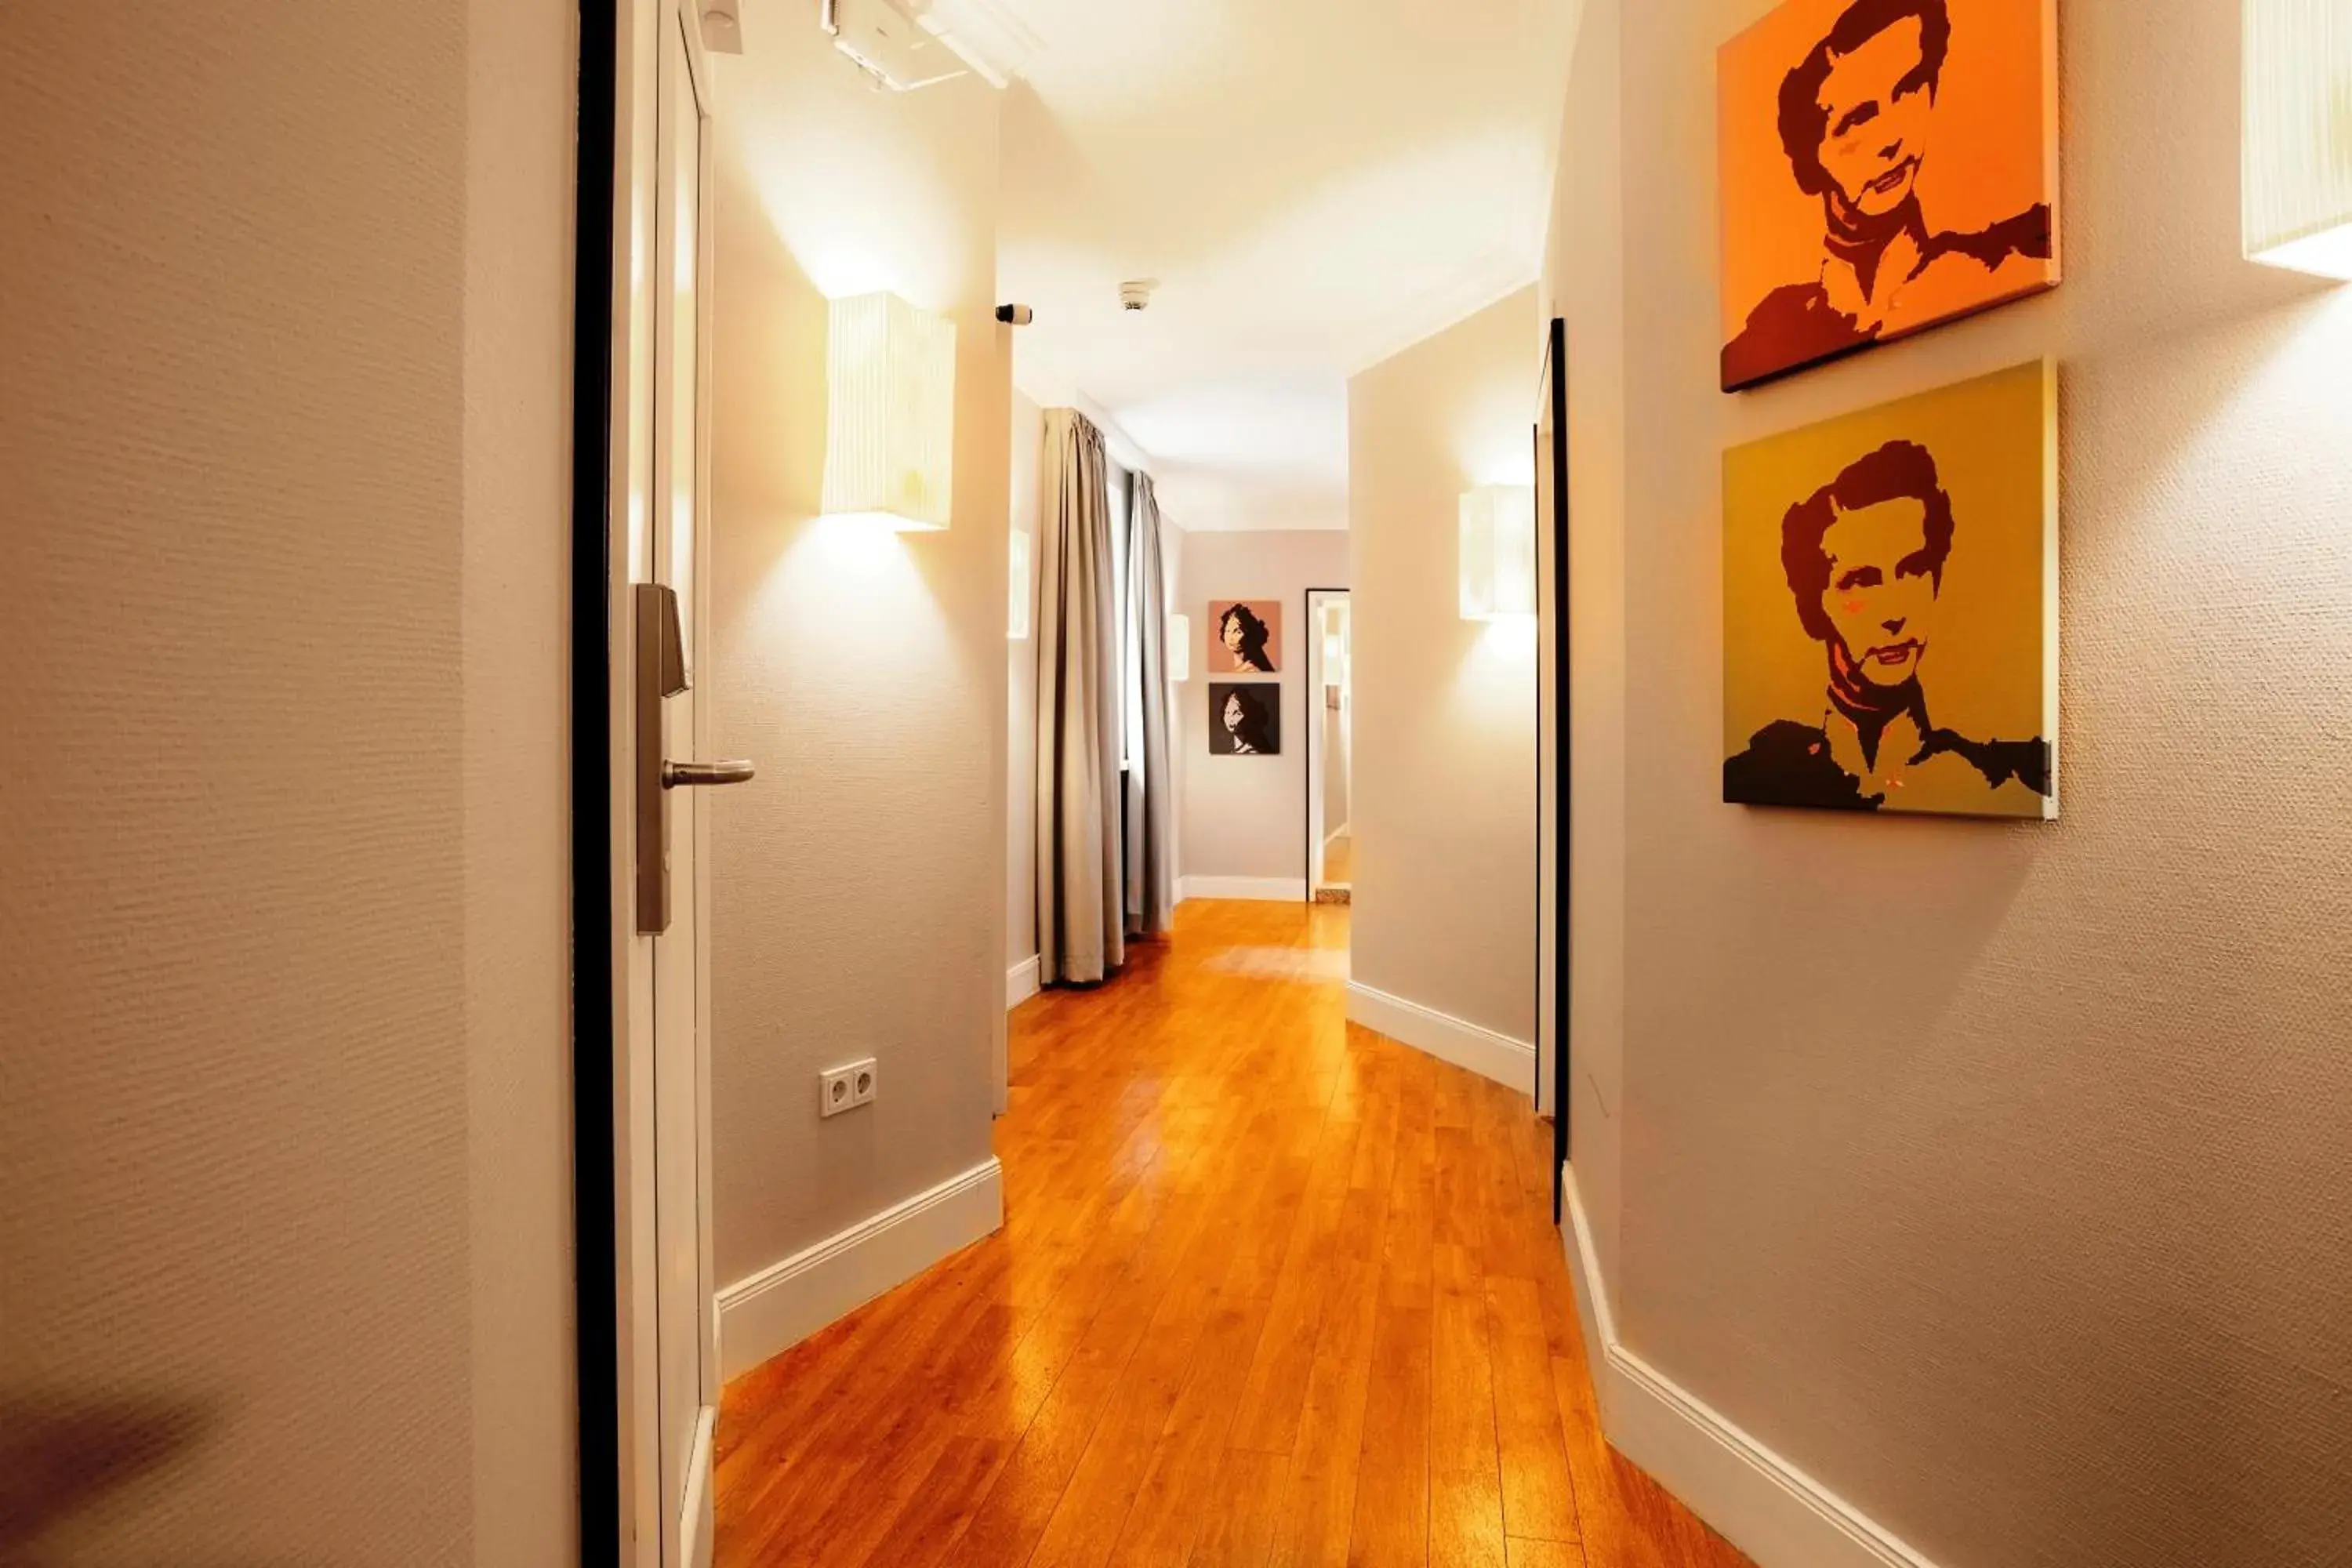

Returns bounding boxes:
[1817,495,1939,690]
[1814,16,1934,219]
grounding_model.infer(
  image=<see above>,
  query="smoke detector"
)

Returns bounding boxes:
[1118,279,1159,313]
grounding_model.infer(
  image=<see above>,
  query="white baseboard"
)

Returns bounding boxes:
[1561,1168,1944,1568]
[1179,874,1308,902]
[1006,953,1040,1009]
[1345,981,1534,1094]
[717,1157,1004,1381]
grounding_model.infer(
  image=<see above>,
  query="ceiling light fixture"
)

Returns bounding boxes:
[2244,0,2352,278]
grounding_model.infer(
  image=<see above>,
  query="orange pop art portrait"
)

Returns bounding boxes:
[1718,0,2060,391]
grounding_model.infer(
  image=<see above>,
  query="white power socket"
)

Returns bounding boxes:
[818,1058,878,1119]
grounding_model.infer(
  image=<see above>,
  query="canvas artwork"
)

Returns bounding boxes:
[1718,0,2060,391]
[1722,359,2056,820]
[1208,683,1280,757]
[1207,600,1283,673]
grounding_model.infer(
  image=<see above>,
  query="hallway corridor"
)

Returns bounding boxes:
[713,901,1752,1568]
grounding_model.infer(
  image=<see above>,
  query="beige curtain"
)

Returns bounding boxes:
[1034,409,1123,984]
[1125,473,1176,938]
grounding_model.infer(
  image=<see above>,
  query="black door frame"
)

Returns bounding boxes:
[1537,315,1572,1221]
[570,1,622,1560]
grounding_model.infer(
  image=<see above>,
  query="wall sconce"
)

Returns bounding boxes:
[2244,0,2352,278]
[1007,531,1030,640]
[1459,485,1537,621]
[1168,614,1191,681]
[822,291,957,531]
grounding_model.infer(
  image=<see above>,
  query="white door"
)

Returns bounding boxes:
[652,6,718,1564]
[1306,590,1352,897]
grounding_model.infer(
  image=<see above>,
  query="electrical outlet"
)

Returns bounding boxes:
[819,1058,878,1118]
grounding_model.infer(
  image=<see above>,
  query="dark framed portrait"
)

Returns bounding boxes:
[1208,682,1280,757]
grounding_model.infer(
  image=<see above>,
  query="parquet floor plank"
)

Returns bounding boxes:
[713,902,1754,1568]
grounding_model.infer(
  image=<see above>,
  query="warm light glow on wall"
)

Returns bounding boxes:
[2244,0,2352,278]
[822,292,958,531]
[1007,531,1030,640]
[1459,485,1536,621]
[1168,614,1191,681]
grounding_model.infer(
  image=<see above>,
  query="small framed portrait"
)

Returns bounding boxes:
[1208,683,1280,757]
[1207,600,1283,673]
[1722,359,2056,820]
[1718,0,2060,390]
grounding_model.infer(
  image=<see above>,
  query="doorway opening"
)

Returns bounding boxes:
[1305,586,1352,904]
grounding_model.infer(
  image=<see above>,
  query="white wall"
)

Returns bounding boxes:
[706,29,1009,1310]
[1348,289,1543,1047]
[1552,0,2352,1563]
[1176,528,1352,890]
[1,2,577,1560]
[463,0,583,1552]
[1545,0,1634,1304]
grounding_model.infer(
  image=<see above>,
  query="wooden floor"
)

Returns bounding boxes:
[714,900,1754,1568]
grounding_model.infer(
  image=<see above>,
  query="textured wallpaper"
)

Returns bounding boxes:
[1348,288,1544,1047]
[1570,0,2352,1562]
[704,40,1010,1293]
[3,2,578,1563]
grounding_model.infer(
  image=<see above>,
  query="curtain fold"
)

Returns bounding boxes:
[1034,409,1124,985]
[1126,474,1177,939]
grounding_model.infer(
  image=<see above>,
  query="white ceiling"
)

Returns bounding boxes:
[960,0,1578,532]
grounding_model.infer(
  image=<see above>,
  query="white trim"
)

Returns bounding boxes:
[1178,874,1308,903]
[1006,954,1040,1009]
[1561,1169,1946,1568]
[677,1405,715,1568]
[717,1157,1004,1381]
[1345,981,1534,1094]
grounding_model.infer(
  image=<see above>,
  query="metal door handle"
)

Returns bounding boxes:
[662,759,755,789]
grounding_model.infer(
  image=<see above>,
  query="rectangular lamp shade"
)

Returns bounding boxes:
[822,291,957,531]
[1459,485,1537,621]
[2245,0,2352,278]
[1007,531,1030,640]
[1168,614,1190,681]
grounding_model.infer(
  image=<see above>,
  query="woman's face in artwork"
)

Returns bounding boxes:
[1223,693,1245,734]
[1221,614,1247,655]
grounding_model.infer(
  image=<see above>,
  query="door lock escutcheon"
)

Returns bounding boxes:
[635,583,754,934]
